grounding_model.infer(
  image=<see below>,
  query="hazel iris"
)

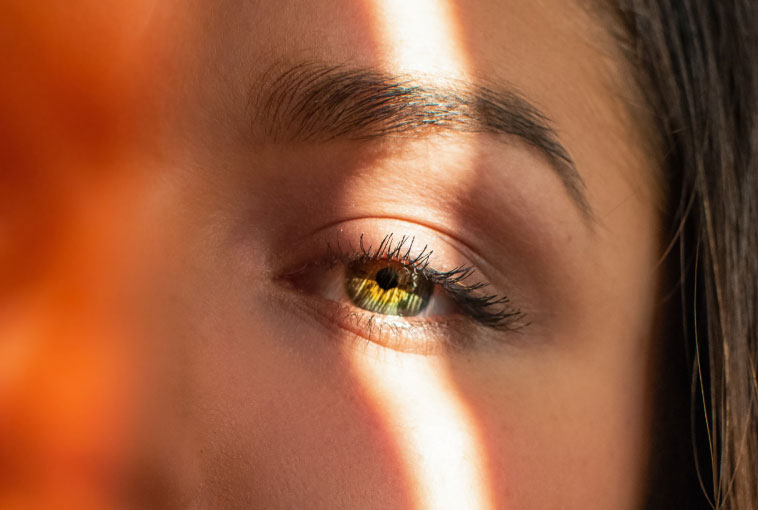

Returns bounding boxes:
[345,259,433,316]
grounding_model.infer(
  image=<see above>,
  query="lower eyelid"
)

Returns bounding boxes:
[289,287,473,355]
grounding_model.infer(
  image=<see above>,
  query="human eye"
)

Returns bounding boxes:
[281,232,525,354]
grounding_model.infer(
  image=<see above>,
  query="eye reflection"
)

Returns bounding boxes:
[345,259,433,316]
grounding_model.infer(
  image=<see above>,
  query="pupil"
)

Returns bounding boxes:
[375,267,399,290]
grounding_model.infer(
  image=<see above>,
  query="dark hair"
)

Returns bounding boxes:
[611,1,758,508]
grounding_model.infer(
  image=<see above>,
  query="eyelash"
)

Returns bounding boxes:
[324,232,524,330]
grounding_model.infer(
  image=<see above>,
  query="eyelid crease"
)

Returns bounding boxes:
[251,61,595,224]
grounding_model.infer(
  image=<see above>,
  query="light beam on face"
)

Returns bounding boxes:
[352,353,493,510]
[370,0,470,77]
[353,1,492,508]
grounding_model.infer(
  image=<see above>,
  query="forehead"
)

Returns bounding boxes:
[185,0,620,104]
[158,0,656,218]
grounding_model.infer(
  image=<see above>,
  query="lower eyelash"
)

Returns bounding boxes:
[327,232,525,331]
[327,300,475,354]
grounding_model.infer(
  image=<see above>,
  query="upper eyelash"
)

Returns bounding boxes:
[326,233,525,330]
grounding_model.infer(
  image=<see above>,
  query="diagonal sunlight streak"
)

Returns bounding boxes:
[353,2,494,509]
[352,354,494,510]
[370,0,470,77]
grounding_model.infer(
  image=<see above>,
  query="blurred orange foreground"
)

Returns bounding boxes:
[0,3,161,508]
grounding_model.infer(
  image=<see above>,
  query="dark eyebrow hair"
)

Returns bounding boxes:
[251,62,593,220]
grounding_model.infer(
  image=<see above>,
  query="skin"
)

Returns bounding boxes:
[1,0,663,509]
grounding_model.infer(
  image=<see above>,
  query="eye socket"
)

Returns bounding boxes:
[345,259,433,317]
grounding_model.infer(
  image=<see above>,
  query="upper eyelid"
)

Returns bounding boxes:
[328,232,434,269]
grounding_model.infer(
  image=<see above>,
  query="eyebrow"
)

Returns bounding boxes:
[251,62,592,219]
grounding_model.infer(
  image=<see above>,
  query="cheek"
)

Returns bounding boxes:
[139,219,654,510]
[163,270,417,509]
[450,350,652,510]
